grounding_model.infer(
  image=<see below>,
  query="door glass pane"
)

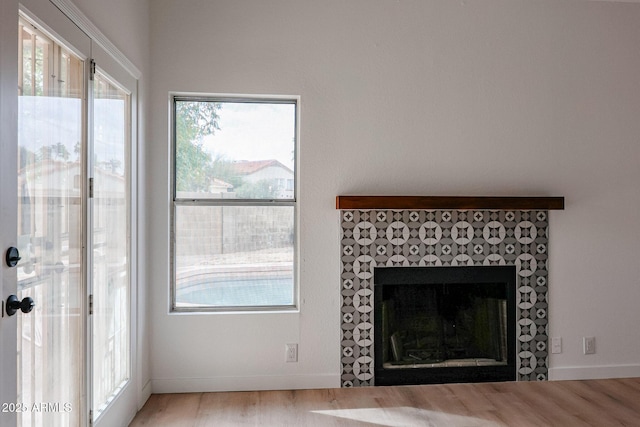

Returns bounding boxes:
[17,18,83,427]
[92,71,130,418]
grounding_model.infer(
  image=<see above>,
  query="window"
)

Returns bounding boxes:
[171,95,298,311]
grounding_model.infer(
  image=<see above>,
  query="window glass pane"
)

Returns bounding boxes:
[175,101,295,200]
[174,205,294,308]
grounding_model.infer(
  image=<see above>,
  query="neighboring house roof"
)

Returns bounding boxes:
[230,159,293,176]
[18,159,125,197]
[19,159,124,181]
[19,159,75,176]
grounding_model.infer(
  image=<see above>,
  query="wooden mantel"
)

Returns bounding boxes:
[336,196,565,210]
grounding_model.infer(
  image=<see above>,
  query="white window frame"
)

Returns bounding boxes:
[169,93,299,313]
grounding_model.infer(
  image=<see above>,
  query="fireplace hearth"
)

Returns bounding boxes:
[374,266,516,385]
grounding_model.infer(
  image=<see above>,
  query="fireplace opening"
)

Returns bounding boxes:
[374,266,517,386]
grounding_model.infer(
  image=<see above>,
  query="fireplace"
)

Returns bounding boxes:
[339,207,557,387]
[374,265,516,385]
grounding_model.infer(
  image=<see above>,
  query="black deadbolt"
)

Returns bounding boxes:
[6,295,35,316]
[5,247,21,267]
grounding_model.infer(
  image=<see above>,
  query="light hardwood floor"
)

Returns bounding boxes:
[129,378,640,426]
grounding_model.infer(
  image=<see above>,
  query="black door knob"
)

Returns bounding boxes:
[6,295,35,316]
[5,247,21,267]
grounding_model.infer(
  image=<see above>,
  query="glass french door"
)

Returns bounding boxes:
[16,3,135,426]
[17,14,86,427]
[90,66,132,423]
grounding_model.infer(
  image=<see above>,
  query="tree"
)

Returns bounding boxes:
[175,101,222,192]
[208,154,243,188]
[19,146,36,170]
[37,142,70,161]
[234,179,279,199]
[21,43,45,96]
[51,142,70,161]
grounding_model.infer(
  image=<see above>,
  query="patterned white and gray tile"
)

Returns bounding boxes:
[340,209,549,387]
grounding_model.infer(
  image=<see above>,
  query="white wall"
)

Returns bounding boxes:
[148,0,640,391]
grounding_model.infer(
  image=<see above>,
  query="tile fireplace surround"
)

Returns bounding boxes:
[339,201,558,387]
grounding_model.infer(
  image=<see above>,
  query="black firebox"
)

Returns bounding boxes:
[374,266,517,386]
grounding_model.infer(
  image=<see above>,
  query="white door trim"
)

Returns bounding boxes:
[50,0,141,80]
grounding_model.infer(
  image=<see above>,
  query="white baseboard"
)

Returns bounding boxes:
[138,379,152,408]
[549,364,640,381]
[151,373,340,394]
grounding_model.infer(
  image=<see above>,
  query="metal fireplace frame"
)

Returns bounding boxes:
[374,265,517,386]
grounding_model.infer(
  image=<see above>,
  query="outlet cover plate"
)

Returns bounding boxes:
[583,336,596,355]
[285,343,298,362]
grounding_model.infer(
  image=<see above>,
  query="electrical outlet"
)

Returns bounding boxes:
[285,343,298,363]
[551,337,562,354]
[583,336,596,355]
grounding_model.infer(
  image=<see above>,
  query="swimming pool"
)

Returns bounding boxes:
[176,273,294,307]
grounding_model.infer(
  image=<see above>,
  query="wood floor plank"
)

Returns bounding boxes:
[132,393,203,427]
[482,389,549,427]
[129,378,640,426]
[594,378,640,412]
[194,390,260,426]
[443,383,498,413]
[555,380,638,425]
[508,380,592,426]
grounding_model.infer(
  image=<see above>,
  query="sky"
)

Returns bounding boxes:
[19,97,126,173]
[201,102,296,170]
[18,98,296,175]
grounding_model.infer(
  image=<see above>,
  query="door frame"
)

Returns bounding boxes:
[89,43,139,427]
